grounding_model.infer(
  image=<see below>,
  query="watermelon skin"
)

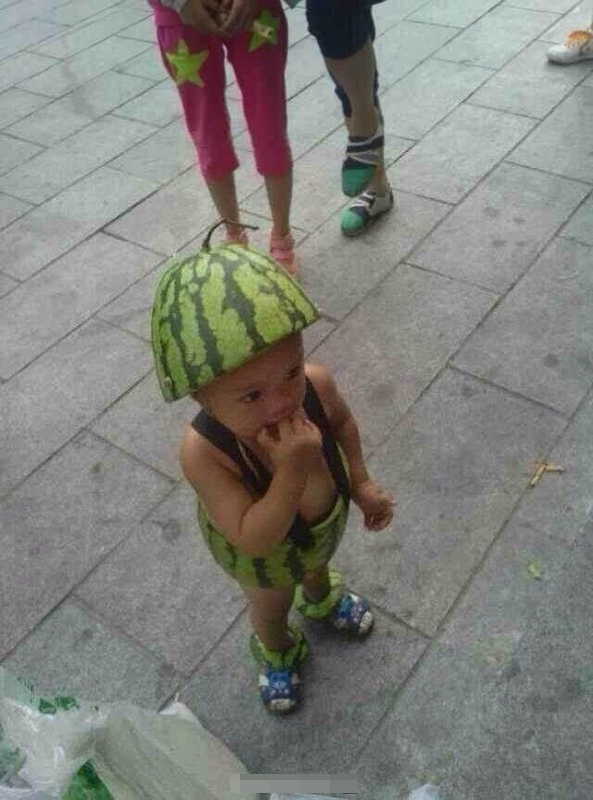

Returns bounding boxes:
[151,244,319,402]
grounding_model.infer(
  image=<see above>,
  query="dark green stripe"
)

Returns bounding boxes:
[253,557,273,588]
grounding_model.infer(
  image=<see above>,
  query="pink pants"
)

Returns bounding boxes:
[155,0,291,182]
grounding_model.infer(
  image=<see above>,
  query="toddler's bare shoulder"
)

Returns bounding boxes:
[305,362,342,413]
[180,423,241,486]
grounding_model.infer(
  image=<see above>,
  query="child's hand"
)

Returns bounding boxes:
[257,412,322,473]
[180,0,224,34]
[352,480,395,531]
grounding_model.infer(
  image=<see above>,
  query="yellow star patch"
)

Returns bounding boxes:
[248,9,279,52]
[165,39,208,87]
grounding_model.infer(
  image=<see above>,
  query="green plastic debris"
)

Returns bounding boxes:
[63,762,113,800]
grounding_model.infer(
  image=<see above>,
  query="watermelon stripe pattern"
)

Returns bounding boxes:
[151,243,319,401]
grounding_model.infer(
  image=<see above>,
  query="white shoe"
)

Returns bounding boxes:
[547,27,593,63]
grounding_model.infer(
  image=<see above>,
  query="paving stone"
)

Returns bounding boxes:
[18,36,150,97]
[285,35,326,99]
[180,608,428,772]
[561,192,593,244]
[0,272,18,298]
[32,6,150,59]
[286,7,311,46]
[372,0,432,33]
[0,233,161,379]
[379,58,492,140]
[0,51,58,93]
[109,118,195,184]
[91,370,195,481]
[470,39,593,118]
[0,0,53,34]
[454,237,593,416]
[353,399,590,800]
[0,135,42,176]
[409,162,589,292]
[373,21,458,90]
[0,167,158,280]
[75,485,247,674]
[3,601,180,707]
[0,429,173,657]
[0,192,32,229]
[118,15,156,43]
[436,5,560,69]
[0,19,65,61]
[7,70,154,145]
[314,265,496,448]
[46,0,125,26]
[117,44,164,81]
[106,168,217,255]
[538,4,590,42]
[98,264,165,340]
[0,87,50,128]
[0,319,152,496]
[0,114,155,203]
[242,127,412,233]
[113,78,182,127]
[332,368,565,638]
[408,0,499,27]
[296,189,449,319]
[388,104,534,203]
[502,0,577,12]
[509,86,593,182]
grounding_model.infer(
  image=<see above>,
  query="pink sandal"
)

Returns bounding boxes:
[270,231,299,276]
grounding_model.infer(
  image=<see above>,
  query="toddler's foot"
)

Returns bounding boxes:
[341,187,394,237]
[342,120,384,197]
[295,569,374,637]
[249,625,309,714]
[270,230,299,276]
[547,27,593,63]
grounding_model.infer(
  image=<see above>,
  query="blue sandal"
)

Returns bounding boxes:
[294,569,374,636]
[250,625,309,714]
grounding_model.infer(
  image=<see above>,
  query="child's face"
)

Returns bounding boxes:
[196,334,306,441]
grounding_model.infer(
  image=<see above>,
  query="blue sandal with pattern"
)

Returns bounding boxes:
[250,624,309,714]
[294,569,374,636]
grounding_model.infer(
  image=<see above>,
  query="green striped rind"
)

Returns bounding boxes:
[151,244,319,402]
[294,569,345,620]
[250,625,309,670]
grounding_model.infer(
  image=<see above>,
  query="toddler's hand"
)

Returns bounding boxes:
[352,480,395,531]
[257,412,322,473]
[180,0,224,34]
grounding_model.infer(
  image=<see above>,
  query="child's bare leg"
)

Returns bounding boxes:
[301,565,331,603]
[325,39,378,140]
[205,170,243,239]
[243,584,296,652]
[264,169,292,238]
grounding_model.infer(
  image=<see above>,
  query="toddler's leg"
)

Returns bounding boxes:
[243,584,296,652]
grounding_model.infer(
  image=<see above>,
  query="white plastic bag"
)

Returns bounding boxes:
[408,786,441,800]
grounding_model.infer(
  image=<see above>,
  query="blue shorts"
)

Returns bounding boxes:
[305,0,382,115]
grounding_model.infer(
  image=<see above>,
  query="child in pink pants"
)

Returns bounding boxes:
[149,0,298,272]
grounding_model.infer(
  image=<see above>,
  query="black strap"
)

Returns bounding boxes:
[191,379,349,549]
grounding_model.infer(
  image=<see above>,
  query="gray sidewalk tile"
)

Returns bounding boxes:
[75,486,247,675]
[409,162,589,292]
[354,399,591,800]
[469,39,593,118]
[47,0,125,27]
[0,167,158,280]
[286,8,311,46]
[0,232,161,379]
[106,168,215,255]
[32,6,150,59]
[3,601,180,707]
[0,51,58,93]
[285,35,327,99]
[373,0,432,33]
[333,368,566,638]
[0,429,173,658]
[408,0,499,28]
[0,319,152,496]
[538,3,590,42]
[91,370,194,481]
[373,21,458,90]
[118,16,155,43]
[0,19,65,61]
[0,0,53,35]
[113,79,182,127]
[561,192,593,244]
[109,119,195,184]
[98,267,164,340]
[379,59,492,140]
[117,45,164,81]
[453,237,593,416]
[0,272,18,298]
[0,114,155,203]
[18,36,150,98]
[0,135,43,176]
[181,608,428,772]
[7,71,155,145]
[436,5,560,69]
[298,190,450,320]
[509,85,593,182]
[313,265,496,448]
[389,104,534,203]
[0,87,50,128]
[504,0,579,11]
[0,192,32,229]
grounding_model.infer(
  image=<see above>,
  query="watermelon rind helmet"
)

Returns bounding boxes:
[151,220,320,402]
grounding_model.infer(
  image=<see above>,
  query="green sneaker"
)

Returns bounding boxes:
[341,188,394,237]
[342,122,384,197]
